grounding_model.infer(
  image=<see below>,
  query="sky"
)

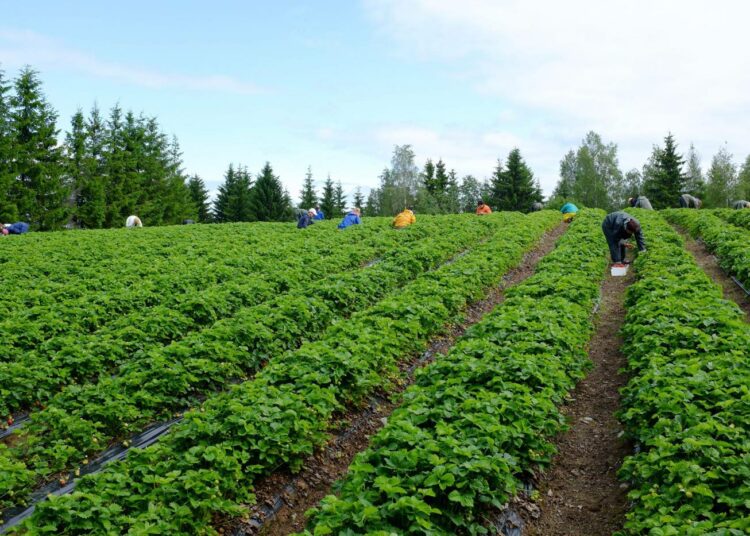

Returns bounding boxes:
[2,0,750,204]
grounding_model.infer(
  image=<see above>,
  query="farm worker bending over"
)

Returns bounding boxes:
[476,200,492,215]
[678,194,702,208]
[126,215,143,228]
[602,211,646,266]
[337,207,361,230]
[560,202,578,222]
[732,200,750,209]
[2,222,30,235]
[313,205,324,220]
[628,196,653,210]
[530,202,544,212]
[392,207,416,229]
[297,208,317,229]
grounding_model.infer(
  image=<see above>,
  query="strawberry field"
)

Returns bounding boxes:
[1,209,749,535]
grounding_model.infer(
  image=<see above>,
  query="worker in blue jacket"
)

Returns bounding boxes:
[602,211,646,265]
[337,207,361,230]
[2,222,30,235]
[313,205,325,220]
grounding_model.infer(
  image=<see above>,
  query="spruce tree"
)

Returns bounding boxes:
[319,174,336,219]
[187,175,211,222]
[0,69,16,222]
[647,133,685,208]
[299,166,317,209]
[213,164,253,222]
[489,148,540,211]
[333,180,347,213]
[434,158,449,194]
[250,162,291,221]
[63,109,87,226]
[364,189,379,216]
[353,186,365,209]
[75,105,107,228]
[10,67,68,229]
[421,159,436,194]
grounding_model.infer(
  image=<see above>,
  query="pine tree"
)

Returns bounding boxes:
[299,166,317,209]
[250,162,292,221]
[213,163,253,222]
[10,67,68,229]
[646,133,685,208]
[705,145,737,208]
[353,186,365,209]
[187,175,211,222]
[489,148,540,211]
[333,180,347,213]
[319,174,336,219]
[0,68,14,222]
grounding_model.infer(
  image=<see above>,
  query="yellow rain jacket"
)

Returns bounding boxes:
[392,209,416,229]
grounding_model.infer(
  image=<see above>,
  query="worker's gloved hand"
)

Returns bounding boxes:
[624,242,634,249]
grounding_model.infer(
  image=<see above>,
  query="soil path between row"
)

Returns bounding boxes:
[221,222,569,536]
[674,228,750,319]
[522,265,633,536]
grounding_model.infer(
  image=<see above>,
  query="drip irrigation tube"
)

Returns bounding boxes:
[0,417,182,533]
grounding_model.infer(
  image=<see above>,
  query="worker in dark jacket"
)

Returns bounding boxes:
[732,200,750,209]
[530,202,544,212]
[602,211,646,265]
[628,196,653,210]
[679,194,702,208]
[2,222,30,235]
[297,208,317,229]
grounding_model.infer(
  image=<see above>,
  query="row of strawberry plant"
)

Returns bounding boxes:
[0,222,300,313]
[300,210,608,535]
[0,214,508,512]
[617,210,750,534]
[713,207,750,231]
[0,218,440,416]
[0,221,392,360]
[13,212,560,534]
[662,208,750,290]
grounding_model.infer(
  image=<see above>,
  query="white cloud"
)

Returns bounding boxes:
[364,0,750,192]
[0,29,262,95]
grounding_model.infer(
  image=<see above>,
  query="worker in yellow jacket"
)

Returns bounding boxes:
[392,207,416,229]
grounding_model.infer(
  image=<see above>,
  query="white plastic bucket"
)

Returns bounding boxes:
[611,265,628,277]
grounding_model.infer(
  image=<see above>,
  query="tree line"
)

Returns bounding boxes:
[0,66,201,229]
[5,67,749,231]
[551,131,750,210]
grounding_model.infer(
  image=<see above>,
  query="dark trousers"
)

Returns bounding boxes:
[602,224,626,263]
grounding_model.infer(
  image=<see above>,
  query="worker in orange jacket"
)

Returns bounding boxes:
[392,207,416,229]
[476,200,492,215]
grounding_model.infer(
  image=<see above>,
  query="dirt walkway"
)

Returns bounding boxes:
[675,229,750,319]
[221,223,568,536]
[522,268,633,536]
